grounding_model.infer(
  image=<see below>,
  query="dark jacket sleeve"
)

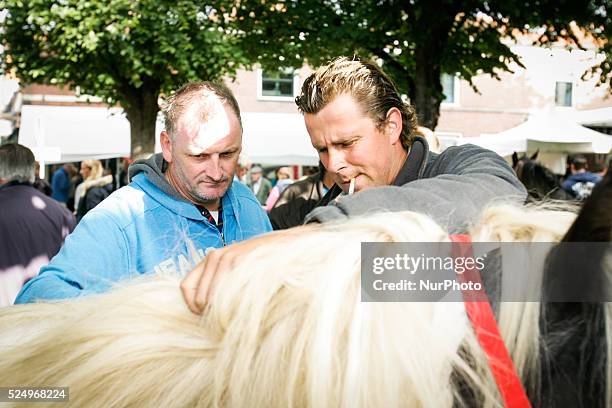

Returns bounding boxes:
[269,178,319,230]
[304,144,527,232]
[77,185,113,222]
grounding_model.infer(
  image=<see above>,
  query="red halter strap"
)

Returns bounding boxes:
[449,234,532,408]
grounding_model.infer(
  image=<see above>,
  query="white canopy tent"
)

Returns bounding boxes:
[19,105,136,164]
[18,105,318,168]
[0,78,19,138]
[241,112,317,166]
[0,119,12,138]
[460,111,612,173]
[573,107,612,128]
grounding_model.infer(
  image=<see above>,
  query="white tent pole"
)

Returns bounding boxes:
[36,116,46,179]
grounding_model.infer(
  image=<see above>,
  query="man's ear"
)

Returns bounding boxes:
[160,131,173,163]
[385,107,403,145]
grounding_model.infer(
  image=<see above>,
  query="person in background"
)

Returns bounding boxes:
[269,161,335,229]
[118,157,134,188]
[265,166,293,211]
[234,153,252,184]
[562,155,601,200]
[75,161,114,222]
[66,164,82,212]
[74,160,103,212]
[32,161,52,196]
[0,143,75,307]
[247,165,272,205]
[591,161,607,178]
[51,163,77,206]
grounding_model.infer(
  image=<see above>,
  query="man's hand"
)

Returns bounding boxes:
[180,224,318,314]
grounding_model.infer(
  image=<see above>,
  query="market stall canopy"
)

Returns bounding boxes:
[461,111,612,157]
[18,105,318,165]
[0,78,19,137]
[19,105,136,163]
[241,112,317,166]
[0,119,12,137]
[573,107,612,128]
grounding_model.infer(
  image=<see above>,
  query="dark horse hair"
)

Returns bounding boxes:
[512,151,574,201]
[539,161,612,407]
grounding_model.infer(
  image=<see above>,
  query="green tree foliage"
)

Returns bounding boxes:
[235,0,611,130]
[2,1,609,150]
[0,0,247,157]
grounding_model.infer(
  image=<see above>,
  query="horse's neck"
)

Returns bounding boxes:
[518,160,566,200]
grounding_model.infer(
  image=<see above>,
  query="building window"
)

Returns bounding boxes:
[257,68,299,101]
[441,74,459,105]
[555,82,573,107]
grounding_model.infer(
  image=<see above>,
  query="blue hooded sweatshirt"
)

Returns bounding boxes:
[15,154,271,303]
[562,171,601,199]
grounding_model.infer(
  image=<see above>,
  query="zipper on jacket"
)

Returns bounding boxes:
[200,221,225,247]
[196,204,226,247]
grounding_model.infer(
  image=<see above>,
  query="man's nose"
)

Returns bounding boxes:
[326,148,346,174]
[206,156,224,181]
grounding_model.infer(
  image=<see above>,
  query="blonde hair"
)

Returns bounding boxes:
[295,56,418,150]
[81,159,103,181]
[276,166,292,180]
[1,205,608,407]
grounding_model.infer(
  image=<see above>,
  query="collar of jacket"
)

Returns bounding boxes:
[130,172,238,223]
[0,180,33,191]
[129,153,240,223]
[80,175,114,197]
[392,136,430,186]
[317,136,431,206]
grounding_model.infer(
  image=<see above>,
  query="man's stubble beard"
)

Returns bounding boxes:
[174,165,231,205]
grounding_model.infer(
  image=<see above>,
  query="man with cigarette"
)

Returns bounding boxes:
[181,57,526,313]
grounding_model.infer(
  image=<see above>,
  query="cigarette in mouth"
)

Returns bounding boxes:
[348,178,355,195]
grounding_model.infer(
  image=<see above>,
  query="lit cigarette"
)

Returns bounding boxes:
[348,178,355,195]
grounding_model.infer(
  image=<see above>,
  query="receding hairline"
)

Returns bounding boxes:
[302,92,381,133]
[162,82,242,140]
[170,98,243,143]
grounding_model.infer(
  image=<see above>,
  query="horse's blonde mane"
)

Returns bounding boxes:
[0,205,588,408]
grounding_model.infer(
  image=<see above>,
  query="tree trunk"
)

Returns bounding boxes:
[412,46,444,131]
[408,0,458,132]
[122,83,161,159]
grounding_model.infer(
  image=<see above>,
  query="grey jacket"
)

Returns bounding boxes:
[305,137,526,233]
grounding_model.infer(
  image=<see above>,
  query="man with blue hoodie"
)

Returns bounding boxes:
[15,82,272,303]
[562,155,601,200]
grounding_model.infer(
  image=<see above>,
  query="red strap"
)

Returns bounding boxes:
[450,234,532,408]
